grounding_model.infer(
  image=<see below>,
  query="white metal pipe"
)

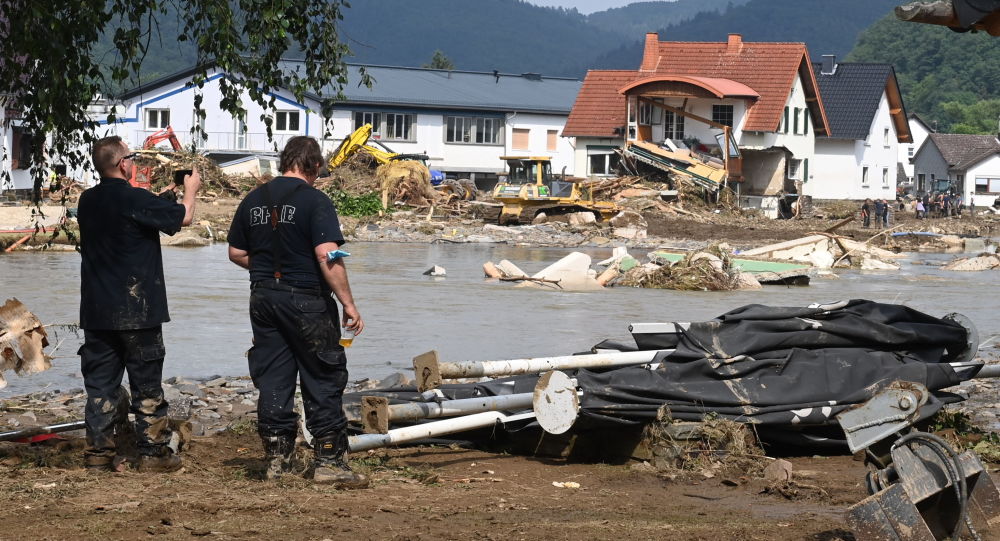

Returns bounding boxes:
[438,350,666,379]
[389,393,533,423]
[349,411,535,452]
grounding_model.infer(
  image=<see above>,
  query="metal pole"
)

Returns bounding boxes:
[362,393,533,434]
[349,411,535,452]
[413,349,668,391]
[0,420,85,442]
[950,362,1000,379]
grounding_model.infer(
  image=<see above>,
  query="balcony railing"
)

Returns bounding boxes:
[133,130,300,153]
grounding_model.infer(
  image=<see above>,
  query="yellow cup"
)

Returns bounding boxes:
[340,328,355,348]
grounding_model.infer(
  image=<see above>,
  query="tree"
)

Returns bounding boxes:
[0,0,368,199]
[423,50,456,70]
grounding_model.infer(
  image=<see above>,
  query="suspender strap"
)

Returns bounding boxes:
[261,181,307,281]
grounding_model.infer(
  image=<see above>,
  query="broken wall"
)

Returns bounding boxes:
[740,149,786,196]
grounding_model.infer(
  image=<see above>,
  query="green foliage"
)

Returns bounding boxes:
[848,11,1000,133]
[1,0,368,199]
[324,190,385,218]
[929,410,1000,463]
[423,50,456,70]
[587,0,752,39]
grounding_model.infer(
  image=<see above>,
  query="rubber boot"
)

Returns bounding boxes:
[312,432,368,488]
[136,447,183,473]
[262,435,296,480]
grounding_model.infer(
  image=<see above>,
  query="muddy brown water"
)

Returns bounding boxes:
[1,242,998,397]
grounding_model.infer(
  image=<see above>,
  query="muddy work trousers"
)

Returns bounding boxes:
[248,282,348,441]
[79,327,172,456]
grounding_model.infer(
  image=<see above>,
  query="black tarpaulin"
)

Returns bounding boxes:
[575,300,972,445]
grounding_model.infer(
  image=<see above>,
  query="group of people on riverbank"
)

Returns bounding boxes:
[75,135,366,487]
[860,198,891,228]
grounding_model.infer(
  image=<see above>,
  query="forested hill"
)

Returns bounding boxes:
[583,0,750,39]
[591,0,901,70]
[847,12,1000,134]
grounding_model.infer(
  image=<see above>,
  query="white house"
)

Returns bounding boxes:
[1,99,37,192]
[912,132,1000,208]
[809,57,911,200]
[563,33,830,210]
[898,113,934,184]
[101,62,582,187]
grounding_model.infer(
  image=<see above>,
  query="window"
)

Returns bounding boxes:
[862,166,869,186]
[883,128,890,147]
[793,107,800,134]
[384,113,414,141]
[918,173,926,191]
[788,159,801,180]
[235,119,247,149]
[712,105,734,128]
[803,112,809,135]
[512,128,530,150]
[10,128,33,170]
[664,110,684,140]
[976,177,1000,193]
[547,130,558,152]
[638,99,662,125]
[354,111,381,137]
[275,110,300,132]
[882,167,889,187]
[445,116,503,145]
[588,151,620,176]
[146,109,170,129]
[908,145,914,159]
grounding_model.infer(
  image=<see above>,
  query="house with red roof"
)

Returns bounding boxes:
[564,33,830,211]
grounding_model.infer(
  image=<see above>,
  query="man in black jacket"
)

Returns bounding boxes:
[77,136,201,472]
[227,136,366,487]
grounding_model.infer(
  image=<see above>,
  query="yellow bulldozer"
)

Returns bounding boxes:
[491,156,620,225]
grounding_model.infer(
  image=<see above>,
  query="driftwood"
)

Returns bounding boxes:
[0,298,51,389]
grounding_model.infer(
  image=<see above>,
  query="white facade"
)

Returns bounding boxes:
[966,153,1000,208]
[809,93,899,200]
[99,67,577,179]
[898,116,933,182]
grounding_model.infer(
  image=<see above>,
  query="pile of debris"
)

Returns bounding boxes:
[617,244,757,291]
[145,152,260,197]
[0,299,50,389]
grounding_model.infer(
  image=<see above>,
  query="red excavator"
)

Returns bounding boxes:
[129,126,183,188]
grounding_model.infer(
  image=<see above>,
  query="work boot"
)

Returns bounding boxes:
[83,450,115,472]
[312,432,368,489]
[262,435,296,480]
[136,447,183,473]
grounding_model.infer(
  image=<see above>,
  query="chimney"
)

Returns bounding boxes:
[726,34,743,54]
[640,32,659,72]
[821,54,837,75]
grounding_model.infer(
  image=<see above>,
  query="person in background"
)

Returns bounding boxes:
[77,136,201,472]
[873,198,886,229]
[915,199,925,219]
[227,135,367,488]
[861,198,873,228]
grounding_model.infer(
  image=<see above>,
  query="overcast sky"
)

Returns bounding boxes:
[529,0,660,15]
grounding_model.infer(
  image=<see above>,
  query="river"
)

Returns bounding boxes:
[1,242,997,397]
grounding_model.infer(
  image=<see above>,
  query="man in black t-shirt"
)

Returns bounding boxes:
[78,135,201,472]
[228,136,367,488]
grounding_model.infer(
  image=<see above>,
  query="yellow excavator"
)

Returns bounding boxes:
[492,156,620,225]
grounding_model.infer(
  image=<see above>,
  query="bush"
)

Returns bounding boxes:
[324,189,385,217]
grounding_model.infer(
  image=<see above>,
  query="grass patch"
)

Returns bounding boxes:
[226,419,258,436]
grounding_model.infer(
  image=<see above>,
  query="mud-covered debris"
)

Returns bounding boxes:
[0,298,51,389]
[618,245,749,291]
[942,254,1000,271]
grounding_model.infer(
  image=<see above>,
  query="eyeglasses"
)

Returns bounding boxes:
[117,152,138,166]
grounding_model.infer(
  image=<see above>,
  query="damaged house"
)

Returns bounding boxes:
[564,33,830,214]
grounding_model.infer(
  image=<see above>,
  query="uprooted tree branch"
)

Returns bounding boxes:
[0,0,370,200]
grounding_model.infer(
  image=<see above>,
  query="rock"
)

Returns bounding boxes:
[379,372,413,389]
[226,379,253,389]
[807,250,835,269]
[617,188,660,199]
[483,261,502,278]
[613,227,647,240]
[163,385,184,403]
[423,265,446,277]
[495,259,527,278]
[942,254,1000,271]
[531,212,548,225]
[763,459,793,482]
[590,236,611,245]
[175,383,206,398]
[735,272,762,290]
[610,210,647,230]
[938,234,964,246]
[204,377,228,388]
[518,251,603,291]
[567,212,597,226]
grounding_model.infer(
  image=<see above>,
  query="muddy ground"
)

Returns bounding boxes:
[1,429,880,541]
